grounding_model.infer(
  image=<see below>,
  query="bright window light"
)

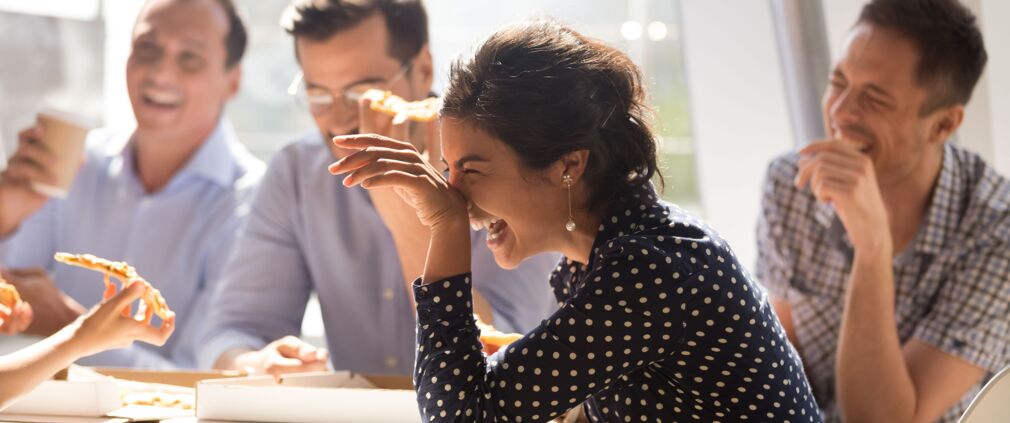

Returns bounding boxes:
[0,0,99,21]
[647,21,668,41]
[621,20,643,41]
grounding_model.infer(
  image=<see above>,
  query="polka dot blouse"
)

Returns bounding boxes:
[412,184,822,422]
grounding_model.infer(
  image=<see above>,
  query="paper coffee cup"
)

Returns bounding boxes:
[31,108,93,199]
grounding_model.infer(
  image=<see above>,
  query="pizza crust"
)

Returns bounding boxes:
[361,89,441,123]
[0,281,21,310]
[54,252,174,326]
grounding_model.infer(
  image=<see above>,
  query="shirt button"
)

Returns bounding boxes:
[385,356,398,369]
[383,289,394,301]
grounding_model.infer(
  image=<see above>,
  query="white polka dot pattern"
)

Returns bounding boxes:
[412,184,822,422]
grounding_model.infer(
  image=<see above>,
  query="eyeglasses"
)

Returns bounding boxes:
[287,63,413,116]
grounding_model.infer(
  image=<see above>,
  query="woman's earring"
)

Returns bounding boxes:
[564,174,576,232]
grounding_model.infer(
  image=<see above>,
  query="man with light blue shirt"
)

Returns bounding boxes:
[0,0,263,368]
[198,0,557,376]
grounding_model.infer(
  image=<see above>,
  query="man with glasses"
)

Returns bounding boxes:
[197,0,557,377]
[287,61,414,118]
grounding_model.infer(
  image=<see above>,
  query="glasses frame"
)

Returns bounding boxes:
[286,62,414,115]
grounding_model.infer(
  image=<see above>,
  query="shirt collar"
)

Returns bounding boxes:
[115,118,239,191]
[590,181,661,258]
[814,201,835,229]
[170,118,240,188]
[811,143,962,256]
[914,143,961,255]
[561,181,658,277]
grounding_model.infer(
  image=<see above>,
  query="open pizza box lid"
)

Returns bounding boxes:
[0,374,120,418]
[195,371,419,423]
[0,366,238,422]
[93,367,242,388]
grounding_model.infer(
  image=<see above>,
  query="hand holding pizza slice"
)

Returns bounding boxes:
[0,280,20,311]
[0,278,32,335]
[54,253,174,328]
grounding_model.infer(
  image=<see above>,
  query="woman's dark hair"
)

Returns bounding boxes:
[441,19,661,213]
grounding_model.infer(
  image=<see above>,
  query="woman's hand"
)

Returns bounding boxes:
[66,282,175,357]
[328,134,468,229]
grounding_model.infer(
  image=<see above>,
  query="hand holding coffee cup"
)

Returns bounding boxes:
[0,109,91,237]
[31,109,91,198]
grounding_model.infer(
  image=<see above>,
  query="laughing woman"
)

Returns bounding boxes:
[329,19,821,423]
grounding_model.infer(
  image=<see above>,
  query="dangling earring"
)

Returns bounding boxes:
[563,174,576,232]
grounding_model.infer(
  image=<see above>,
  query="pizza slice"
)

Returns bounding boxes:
[475,318,523,355]
[0,280,21,310]
[360,89,440,123]
[54,252,174,326]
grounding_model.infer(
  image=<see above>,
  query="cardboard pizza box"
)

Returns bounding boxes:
[195,371,419,423]
[0,366,234,421]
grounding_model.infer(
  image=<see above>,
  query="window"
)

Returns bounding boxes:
[0,0,99,21]
[0,0,699,210]
[0,1,700,345]
[0,11,103,157]
[230,0,700,211]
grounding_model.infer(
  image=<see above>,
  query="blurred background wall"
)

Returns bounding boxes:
[0,1,1006,340]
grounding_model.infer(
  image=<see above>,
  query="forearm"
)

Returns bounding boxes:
[74,343,177,370]
[198,325,272,370]
[25,298,84,338]
[395,227,493,323]
[214,347,254,371]
[836,245,916,422]
[367,190,433,295]
[390,228,430,306]
[0,326,84,409]
[0,189,19,238]
[422,219,471,285]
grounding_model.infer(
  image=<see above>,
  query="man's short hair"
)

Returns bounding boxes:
[281,0,428,64]
[857,0,987,114]
[139,0,247,69]
[214,0,248,69]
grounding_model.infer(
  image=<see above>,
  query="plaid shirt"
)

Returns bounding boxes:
[756,143,1010,423]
